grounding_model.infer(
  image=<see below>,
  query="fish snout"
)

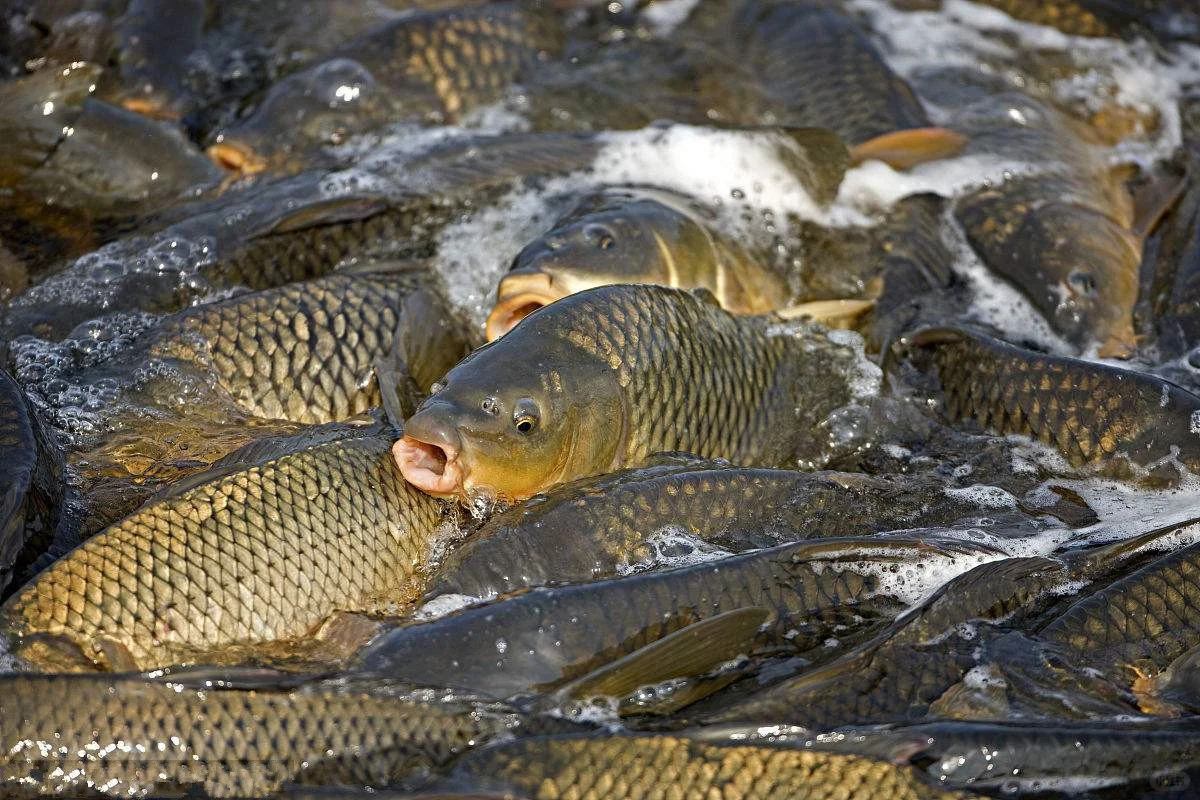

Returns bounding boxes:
[393,407,466,497]
[206,139,268,176]
[486,270,564,341]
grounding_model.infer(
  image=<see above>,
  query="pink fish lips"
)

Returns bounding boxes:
[392,420,466,498]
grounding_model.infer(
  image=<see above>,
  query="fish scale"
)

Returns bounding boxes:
[430,733,977,800]
[151,271,427,424]
[912,328,1200,471]
[0,673,529,798]
[0,422,445,670]
[359,537,927,697]
[1042,540,1200,669]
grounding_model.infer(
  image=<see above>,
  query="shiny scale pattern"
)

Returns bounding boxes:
[0,426,445,670]
[0,673,512,798]
[153,271,426,424]
[545,285,856,469]
[440,733,975,800]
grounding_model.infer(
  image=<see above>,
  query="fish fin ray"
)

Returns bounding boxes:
[850,127,968,171]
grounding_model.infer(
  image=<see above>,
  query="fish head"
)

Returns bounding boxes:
[207,59,383,175]
[395,325,623,503]
[1036,203,1141,358]
[487,193,695,340]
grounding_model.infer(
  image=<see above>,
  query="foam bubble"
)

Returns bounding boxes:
[944,484,1019,510]
[616,526,733,576]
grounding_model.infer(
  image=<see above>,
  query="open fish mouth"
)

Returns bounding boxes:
[206,140,268,175]
[486,272,568,341]
[393,435,465,497]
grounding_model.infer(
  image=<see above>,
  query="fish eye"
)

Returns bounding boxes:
[513,398,540,434]
[430,381,445,395]
[1066,270,1097,297]
[481,396,500,415]
[582,223,615,250]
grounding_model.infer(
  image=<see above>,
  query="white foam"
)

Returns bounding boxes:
[944,484,1019,510]
[641,0,702,36]
[413,593,487,621]
[616,526,733,576]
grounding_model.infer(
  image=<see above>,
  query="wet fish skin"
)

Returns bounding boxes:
[1040,538,1200,671]
[0,370,61,598]
[726,1,928,144]
[713,557,1070,728]
[0,62,100,188]
[5,131,602,340]
[0,418,446,671]
[430,466,989,600]
[490,188,798,339]
[210,2,564,174]
[107,0,205,119]
[360,538,949,699]
[0,673,533,798]
[149,267,442,424]
[802,719,1200,791]
[952,94,1141,356]
[397,284,864,503]
[900,326,1200,474]
[420,732,977,800]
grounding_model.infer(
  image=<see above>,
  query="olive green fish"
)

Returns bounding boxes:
[209,2,564,175]
[711,556,1071,728]
[811,719,1200,793]
[361,538,972,701]
[413,732,979,800]
[0,672,548,798]
[0,416,446,671]
[1040,537,1200,672]
[148,265,467,424]
[898,326,1200,474]
[0,369,61,598]
[953,93,1151,357]
[490,186,806,339]
[396,284,868,503]
[430,465,993,600]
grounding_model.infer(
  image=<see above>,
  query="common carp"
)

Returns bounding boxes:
[897,326,1200,475]
[0,416,447,671]
[430,465,993,600]
[147,265,468,424]
[208,2,564,175]
[361,538,976,701]
[489,186,804,339]
[788,719,1200,793]
[0,672,551,798]
[396,284,870,503]
[0,369,62,597]
[952,92,1158,357]
[411,732,979,800]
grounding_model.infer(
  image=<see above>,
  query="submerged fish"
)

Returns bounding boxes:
[396,284,867,503]
[148,265,468,424]
[106,0,205,119]
[413,732,978,800]
[489,185,808,339]
[430,465,993,600]
[898,326,1200,475]
[0,416,446,671]
[0,672,544,798]
[795,719,1200,792]
[0,369,62,598]
[361,538,966,701]
[209,2,564,175]
[953,93,1156,357]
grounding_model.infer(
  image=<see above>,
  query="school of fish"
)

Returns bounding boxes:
[2,0,1200,797]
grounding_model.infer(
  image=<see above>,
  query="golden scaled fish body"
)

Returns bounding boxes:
[0,417,446,671]
[419,732,979,800]
[899,327,1200,475]
[0,672,532,798]
[209,2,564,175]
[397,284,869,503]
[150,267,458,425]
[953,94,1149,357]
[490,187,799,339]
